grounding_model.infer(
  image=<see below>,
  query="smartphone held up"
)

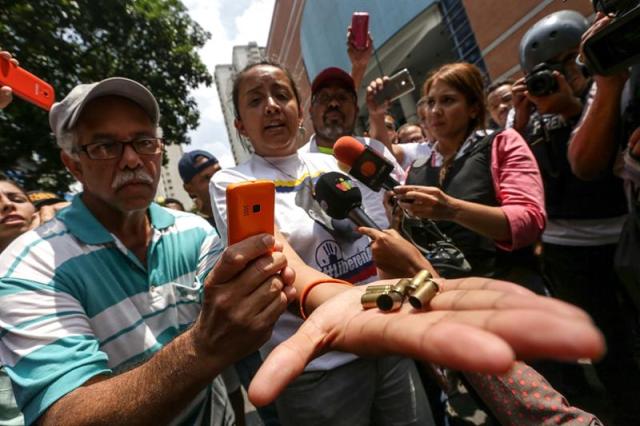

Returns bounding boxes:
[226,180,275,247]
[0,54,55,111]
[373,68,416,106]
[350,12,369,50]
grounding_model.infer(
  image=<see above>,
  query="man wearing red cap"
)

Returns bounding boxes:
[301,67,404,182]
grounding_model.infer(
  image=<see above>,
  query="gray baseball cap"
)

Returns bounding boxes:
[49,77,160,138]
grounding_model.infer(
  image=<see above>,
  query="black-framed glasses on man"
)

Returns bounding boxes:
[312,91,355,106]
[76,137,164,160]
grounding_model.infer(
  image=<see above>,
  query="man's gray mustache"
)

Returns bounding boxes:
[111,169,154,190]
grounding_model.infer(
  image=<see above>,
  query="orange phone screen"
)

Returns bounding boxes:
[226,180,275,246]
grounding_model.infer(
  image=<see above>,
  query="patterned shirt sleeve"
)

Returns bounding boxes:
[464,362,602,425]
[194,215,225,283]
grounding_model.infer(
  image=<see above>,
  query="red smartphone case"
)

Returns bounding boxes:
[351,12,369,50]
[0,55,55,111]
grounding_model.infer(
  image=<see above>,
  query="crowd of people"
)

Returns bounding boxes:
[0,4,638,426]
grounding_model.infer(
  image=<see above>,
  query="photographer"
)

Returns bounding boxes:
[567,12,635,180]
[514,10,640,424]
[568,1,640,403]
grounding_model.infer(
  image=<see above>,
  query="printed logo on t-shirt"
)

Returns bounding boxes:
[315,239,376,283]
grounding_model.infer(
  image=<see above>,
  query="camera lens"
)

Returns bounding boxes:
[526,70,558,97]
[252,204,261,213]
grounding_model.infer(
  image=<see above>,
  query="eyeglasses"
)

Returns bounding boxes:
[77,137,164,160]
[312,91,355,106]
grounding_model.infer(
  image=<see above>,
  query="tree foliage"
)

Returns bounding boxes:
[0,0,212,192]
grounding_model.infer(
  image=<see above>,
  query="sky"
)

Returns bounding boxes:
[182,0,276,167]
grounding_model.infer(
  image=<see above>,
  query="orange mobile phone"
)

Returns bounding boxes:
[0,55,55,110]
[226,180,275,246]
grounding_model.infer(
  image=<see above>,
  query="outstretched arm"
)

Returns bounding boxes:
[249,275,604,406]
[337,228,601,423]
[347,26,373,92]
[366,77,406,163]
[393,185,512,243]
[569,13,628,180]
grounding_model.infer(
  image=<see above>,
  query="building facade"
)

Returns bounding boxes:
[266,0,592,129]
[214,42,266,165]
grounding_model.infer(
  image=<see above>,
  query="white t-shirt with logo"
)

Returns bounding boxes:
[210,151,384,371]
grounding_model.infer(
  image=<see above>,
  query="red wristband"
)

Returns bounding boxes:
[299,278,353,319]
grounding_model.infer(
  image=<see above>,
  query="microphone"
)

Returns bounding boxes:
[333,136,400,192]
[314,172,381,230]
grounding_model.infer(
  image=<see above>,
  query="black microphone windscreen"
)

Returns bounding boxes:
[313,172,362,219]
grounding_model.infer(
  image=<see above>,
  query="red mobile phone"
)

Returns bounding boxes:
[0,55,55,111]
[351,12,369,50]
[226,180,275,246]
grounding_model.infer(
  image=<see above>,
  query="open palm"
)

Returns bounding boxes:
[249,277,604,406]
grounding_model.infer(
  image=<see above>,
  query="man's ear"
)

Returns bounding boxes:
[183,182,193,195]
[234,118,248,138]
[60,151,84,183]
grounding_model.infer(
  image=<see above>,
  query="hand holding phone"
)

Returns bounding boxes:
[350,12,369,50]
[226,180,275,246]
[0,53,55,111]
[373,68,415,106]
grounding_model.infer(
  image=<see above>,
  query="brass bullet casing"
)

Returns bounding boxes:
[361,291,383,310]
[365,284,394,293]
[392,278,413,296]
[376,291,404,312]
[408,269,432,293]
[408,278,440,310]
[361,285,397,310]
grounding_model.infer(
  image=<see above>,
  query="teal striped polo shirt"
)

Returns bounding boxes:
[0,195,226,425]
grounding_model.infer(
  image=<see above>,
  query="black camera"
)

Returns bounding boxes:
[583,0,640,75]
[525,63,562,97]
